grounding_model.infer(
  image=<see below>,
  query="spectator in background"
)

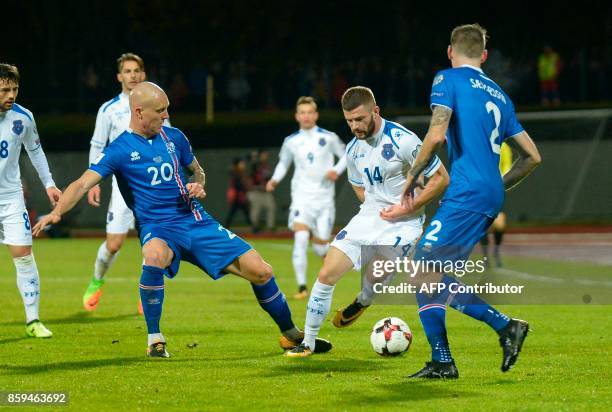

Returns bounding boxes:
[248,150,276,233]
[538,45,562,106]
[226,63,251,111]
[225,157,252,229]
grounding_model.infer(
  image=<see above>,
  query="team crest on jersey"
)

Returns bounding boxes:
[381,143,395,160]
[319,137,327,146]
[130,151,141,161]
[165,142,176,153]
[12,120,24,135]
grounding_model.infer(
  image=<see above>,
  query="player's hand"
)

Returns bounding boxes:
[380,204,412,221]
[401,175,424,210]
[186,183,206,199]
[325,170,338,182]
[46,186,62,207]
[32,212,61,237]
[87,185,101,207]
[265,180,278,192]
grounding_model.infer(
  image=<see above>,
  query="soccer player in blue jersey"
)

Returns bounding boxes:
[401,24,542,378]
[33,82,331,358]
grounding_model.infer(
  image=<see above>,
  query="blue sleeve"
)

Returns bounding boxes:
[89,143,120,179]
[174,129,195,167]
[504,108,524,140]
[430,71,454,111]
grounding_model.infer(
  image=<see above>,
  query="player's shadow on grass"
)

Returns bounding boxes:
[0,336,29,346]
[351,380,478,404]
[2,356,191,375]
[267,357,379,375]
[0,312,137,327]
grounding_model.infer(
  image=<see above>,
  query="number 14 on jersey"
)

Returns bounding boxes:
[364,166,383,185]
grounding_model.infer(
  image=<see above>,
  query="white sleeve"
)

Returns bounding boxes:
[270,140,293,182]
[330,134,347,175]
[395,129,441,178]
[23,116,56,189]
[345,142,364,187]
[89,107,111,166]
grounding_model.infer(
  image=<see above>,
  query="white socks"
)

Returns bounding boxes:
[148,333,166,346]
[312,242,329,258]
[304,280,335,350]
[94,241,118,281]
[14,255,40,324]
[292,231,309,287]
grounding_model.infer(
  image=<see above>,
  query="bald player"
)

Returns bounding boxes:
[33,82,331,358]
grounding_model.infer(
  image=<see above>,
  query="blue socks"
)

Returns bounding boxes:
[139,265,165,335]
[251,276,295,333]
[441,275,510,332]
[417,274,511,362]
[417,292,453,362]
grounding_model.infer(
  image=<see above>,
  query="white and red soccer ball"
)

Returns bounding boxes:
[370,317,412,356]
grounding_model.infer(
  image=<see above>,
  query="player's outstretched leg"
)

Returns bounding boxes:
[233,250,331,353]
[14,254,52,338]
[139,265,169,358]
[83,240,119,311]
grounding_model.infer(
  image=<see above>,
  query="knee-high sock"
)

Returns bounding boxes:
[251,276,295,333]
[14,255,40,324]
[94,241,119,281]
[304,280,335,350]
[442,275,510,332]
[139,265,165,344]
[416,292,453,362]
[292,230,309,287]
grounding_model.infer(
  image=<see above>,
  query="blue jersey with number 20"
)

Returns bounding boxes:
[89,126,207,226]
[430,65,524,218]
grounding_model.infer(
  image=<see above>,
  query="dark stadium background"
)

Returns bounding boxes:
[5,1,612,228]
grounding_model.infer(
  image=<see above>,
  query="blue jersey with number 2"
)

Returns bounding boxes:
[430,65,523,218]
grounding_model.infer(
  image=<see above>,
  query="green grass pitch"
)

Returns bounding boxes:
[0,238,610,411]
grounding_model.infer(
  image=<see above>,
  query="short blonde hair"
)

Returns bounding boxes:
[295,96,317,111]
[450,24,488,58]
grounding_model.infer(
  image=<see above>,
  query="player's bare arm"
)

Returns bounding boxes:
[185,158,206,199]
[351,185,365,203]
[32,170,102,236]
[402,105,452,206]
[381,165,449,221]
[502,131,542,191]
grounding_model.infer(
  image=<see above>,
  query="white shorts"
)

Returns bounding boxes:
[0,197,32,246]
[331,209,424,270]
[288,201,335,241]
[106,178,135,234]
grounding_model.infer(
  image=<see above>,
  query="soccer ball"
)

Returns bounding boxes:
[370,317,412,356]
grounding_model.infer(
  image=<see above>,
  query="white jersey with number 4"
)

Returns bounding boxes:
[0,104,55,202]
[346,118,441,220]
[272,126,346,207]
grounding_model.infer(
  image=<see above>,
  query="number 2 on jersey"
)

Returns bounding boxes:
[486,101,501,154]
[364,166,383,185]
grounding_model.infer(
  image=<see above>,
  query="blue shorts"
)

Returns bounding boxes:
[139,215,252,279]
[414,204,493,262]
